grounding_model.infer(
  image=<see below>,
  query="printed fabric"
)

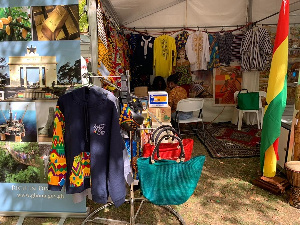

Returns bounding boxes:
[175,60,192,85]
[208,33,220,69]
[185,31,210,71]
[175,30,190,52]
[168,86,188,113]
[48,106,67,187]
[154,35,177,78]
[241,27,272,71]
[231,33,244,62]
[218,32,234,66]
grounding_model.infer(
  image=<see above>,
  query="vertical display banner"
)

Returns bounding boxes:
[0,0,86,217]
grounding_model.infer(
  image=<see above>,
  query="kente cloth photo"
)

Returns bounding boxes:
[197,122,261,158]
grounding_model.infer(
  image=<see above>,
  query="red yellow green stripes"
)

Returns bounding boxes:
[260,0,289,177]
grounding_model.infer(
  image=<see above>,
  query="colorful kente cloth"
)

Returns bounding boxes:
[48,106,68,187]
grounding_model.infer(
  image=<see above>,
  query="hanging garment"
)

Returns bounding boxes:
[48,87,126,207]
[96,7,108,48]
[98,38,112,76]
[175,60,192,85]
[137,35,154,75]
[218,32,234,66]
[208,33,220,70]
[185,31,210,71]
[154,35,177,78]
[231,33,244,62]
[175,30,190,52]
[241,27,272,71]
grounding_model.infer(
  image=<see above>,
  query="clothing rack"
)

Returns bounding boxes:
[81,73,184,225]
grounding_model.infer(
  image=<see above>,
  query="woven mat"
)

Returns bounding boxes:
[197,122,261,158]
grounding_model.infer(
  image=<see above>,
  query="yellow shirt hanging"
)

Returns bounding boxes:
[154,35,177,78]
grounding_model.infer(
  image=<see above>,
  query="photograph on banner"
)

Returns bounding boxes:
[0,101,37,142]
[259,61,300,105]
[0,40,81,101]
[0,6,32,41]
[35,100,57,143]
[31,4,80,41]
[190,70,213,98]
[213,66,242,105]
[0,142,51,183]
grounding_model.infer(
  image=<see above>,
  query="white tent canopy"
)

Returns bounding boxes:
[104,0,300,29]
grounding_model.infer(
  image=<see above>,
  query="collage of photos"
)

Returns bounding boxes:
[0,2,81,184]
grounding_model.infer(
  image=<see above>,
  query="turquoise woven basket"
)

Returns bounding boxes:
[137,133,205,205]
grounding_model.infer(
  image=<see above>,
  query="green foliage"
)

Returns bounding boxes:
[5,166,40,183]
[0,149,25,182]
[0,7,31,41]
[79,0,89,33]
[57,59,81,84]
[10,142,39,154]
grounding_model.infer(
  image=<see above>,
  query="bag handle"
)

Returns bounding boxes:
[153,126,182,146]
[151,125,175,141]
[238,89,248,95]
[150,134,185,164]
[151,125,181,143]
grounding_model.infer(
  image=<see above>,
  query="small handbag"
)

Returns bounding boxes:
[137,134,205,205]
[237,89,259,110]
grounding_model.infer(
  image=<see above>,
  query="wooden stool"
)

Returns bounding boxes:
[285,161,300,208]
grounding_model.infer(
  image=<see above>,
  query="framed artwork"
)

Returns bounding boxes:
[213,66,242,105]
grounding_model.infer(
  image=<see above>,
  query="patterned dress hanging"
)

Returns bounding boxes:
[231,33,244,62]
[175,60,192,85]
[218,32,234,66]
[175,30,190,52]
[208,33,220,69]
[185,31,210,71]
[241,27,272,71]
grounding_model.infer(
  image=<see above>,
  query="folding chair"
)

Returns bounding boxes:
[175,98,205,138]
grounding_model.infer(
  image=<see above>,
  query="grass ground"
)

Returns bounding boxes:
[0,135,300,225]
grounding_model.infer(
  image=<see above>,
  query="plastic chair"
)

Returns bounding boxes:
[234,91,266,130]
[175,98,205,136]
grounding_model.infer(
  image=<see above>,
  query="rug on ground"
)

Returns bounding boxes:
[197,122,261,158]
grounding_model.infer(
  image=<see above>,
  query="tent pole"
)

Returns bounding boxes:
[88,0,98,76]
[247,0,253,23]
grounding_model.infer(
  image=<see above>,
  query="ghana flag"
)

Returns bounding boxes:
[260,0,289,177]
